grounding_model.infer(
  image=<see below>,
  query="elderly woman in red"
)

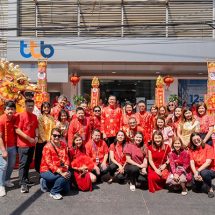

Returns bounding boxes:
[124,132,148,191]
[195,102,214,146]
[108,130,127,184]
[40,128,71,200]
[189,132,215,198]
[148,131,171,193]
[167,137,192,195]
[70,134,96,191]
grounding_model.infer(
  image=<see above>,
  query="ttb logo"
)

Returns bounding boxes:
[20,40,54,59]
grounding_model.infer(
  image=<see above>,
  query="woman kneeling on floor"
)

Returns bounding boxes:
[40,128,71,200]
[108,130,127,184]
[189,132,215,198]
[70,134,96,191]
[124,131,148,191]
[166,137,192,195]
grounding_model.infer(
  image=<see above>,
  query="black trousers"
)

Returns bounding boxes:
[193,169,215,190]
[109,163,126,184]
[18,147,35,185]
[92,164,111,182]
[124,164,147,185]
[35,142,47,173]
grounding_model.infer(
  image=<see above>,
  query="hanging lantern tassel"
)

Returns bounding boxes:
[70,73,80,88]
[163,75,174,90]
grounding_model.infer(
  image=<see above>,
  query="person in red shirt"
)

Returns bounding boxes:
[70,134,96,191]
[195,102,214,146]
[135,100,153,145]
[123,117,144,143]
[85,129,110,182]
[68,107,91,148]
[50,95,68,121]
[148,130,171,193]
[124,131,148,191]
[101,95,122,147]
[109,130,127,184]
[189,132,215,198]
[0,101,17,197]
[15,99,39,193]
[90,106,101,132]
[40,128,71,200]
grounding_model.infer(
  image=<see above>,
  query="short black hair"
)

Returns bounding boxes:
[25,99,34,104]
[76,107,85,113]
[4,100,16,109]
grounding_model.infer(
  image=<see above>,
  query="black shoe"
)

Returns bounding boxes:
[208,191,214,198]
[21,185,29,193]
[25,180,35,187]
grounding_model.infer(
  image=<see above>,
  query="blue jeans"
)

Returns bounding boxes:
[40,171,70,195]
[0,147,17,186]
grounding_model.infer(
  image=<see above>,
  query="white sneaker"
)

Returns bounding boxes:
[0,186,6,197]
[49,193,63,200]
[129,183,136,192]
[5,180,14,188]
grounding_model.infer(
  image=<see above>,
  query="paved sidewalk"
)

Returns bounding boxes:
[0,170,214,215]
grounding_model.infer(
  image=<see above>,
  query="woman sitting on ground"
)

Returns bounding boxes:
[189,132,215,198]
[70,134,96,191]
[123,131,148,191]
[167,137,192,195]
[109,130,127,184]
[40,128,71,200]
[148,131,171,193]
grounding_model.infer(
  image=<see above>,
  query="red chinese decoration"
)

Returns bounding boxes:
[163,75,174,88]
[208,94,215,109]
[70,73,80,86]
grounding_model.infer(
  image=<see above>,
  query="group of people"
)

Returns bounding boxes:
[0,94,215,200]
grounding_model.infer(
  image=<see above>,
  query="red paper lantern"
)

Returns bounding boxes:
[163,75,174,88]
[70,74,80,86]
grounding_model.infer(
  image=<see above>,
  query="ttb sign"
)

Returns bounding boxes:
[20,40,54,59]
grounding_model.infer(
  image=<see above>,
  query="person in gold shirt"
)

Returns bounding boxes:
[35,102,56,173]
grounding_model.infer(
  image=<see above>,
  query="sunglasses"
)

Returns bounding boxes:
[94,110,101,112]
[52,134,61,138]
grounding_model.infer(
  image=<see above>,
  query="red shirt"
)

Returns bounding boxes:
[40,141,70,173]
[135,111,153,143]
[0,114,17,148]
[109,143,126,165]
[90,116,101,131]
[68,117,91,148]
[120,113,136,130]
[101,106,122,138]
[189,144,215,171]
[123,143,146,165]
[51,106,70,121]
[16,111,38,148]
[123,126,144,143]
[195,114,214,134]
[85,139,109,165]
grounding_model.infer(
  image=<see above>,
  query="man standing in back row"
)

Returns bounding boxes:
[101,95,122,147]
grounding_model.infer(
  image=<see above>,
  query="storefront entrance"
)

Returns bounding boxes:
[81,79,156,107]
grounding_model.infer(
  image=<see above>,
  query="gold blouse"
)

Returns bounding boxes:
[38,114,56,143]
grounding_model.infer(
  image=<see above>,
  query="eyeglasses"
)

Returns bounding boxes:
[52,134,61,138]
[94,110,101,112]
